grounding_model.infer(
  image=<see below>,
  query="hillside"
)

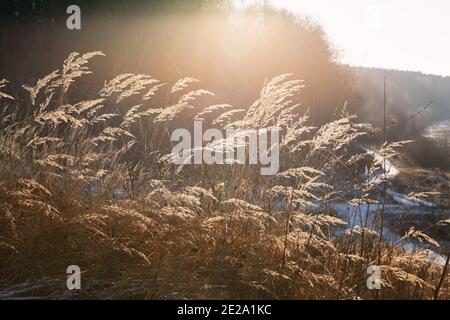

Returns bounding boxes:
[349,67,450,137]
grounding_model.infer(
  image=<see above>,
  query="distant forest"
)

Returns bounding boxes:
[349,67,450,138]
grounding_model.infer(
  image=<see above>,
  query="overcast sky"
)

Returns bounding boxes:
[240,0,450,76]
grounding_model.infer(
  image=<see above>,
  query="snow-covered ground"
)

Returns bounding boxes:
[425,120,450,143]
[330,202,447,266]
[331,147,447,266]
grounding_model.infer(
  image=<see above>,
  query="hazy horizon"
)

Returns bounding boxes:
[238,0,450,77]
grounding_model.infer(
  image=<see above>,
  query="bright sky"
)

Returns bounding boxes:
[239,0,450,76]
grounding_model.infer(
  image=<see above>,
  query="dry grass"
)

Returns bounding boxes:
[392,168,450,209]
[0,52,448,299]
